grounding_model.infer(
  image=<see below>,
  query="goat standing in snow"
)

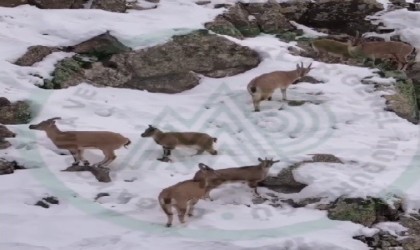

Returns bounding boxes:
[29,117,131,170]
[140,125,218,162]
[247,62,314,112]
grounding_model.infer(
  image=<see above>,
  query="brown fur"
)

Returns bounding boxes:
[158,165,220,227]
[311,39,352,62]
[141,125,217,162]
[348,32,416,70]
[28,117,130,169]
[247,62,314,112]
[193,157,280,199]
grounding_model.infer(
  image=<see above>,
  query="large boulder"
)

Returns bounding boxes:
[0,0,28,7]
[243,1,295,34]
[14,45,60,67]
[28,0,85,9]
[327,197,401,227]
[0,159,24,175]
[91,0,126,13]
[0,98,32,125]
[205,16,243,39]
[43,30,261,93]
[278,0,310,21]
[0,125,16,150]
[298,0,384,35]
[65,31,132,60]
[206,2,296,38]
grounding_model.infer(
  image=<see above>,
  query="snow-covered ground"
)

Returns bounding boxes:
[1,1,420,249]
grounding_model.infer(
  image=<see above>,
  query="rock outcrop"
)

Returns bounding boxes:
[0,97,32,125]
[91,0,126,13]
[14,46,60,67]
[42,30,261,93]
[0,159,25,175]
[28,0,86,9]
[0,0,28,7]
[298,0,384,35]
[205,2,297,39]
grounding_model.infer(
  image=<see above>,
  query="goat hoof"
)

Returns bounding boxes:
[188,214,193,217]
[158,157,171,163]
[166,223,172,227]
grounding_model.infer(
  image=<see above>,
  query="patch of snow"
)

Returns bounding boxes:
[380,8,420,61]
[374,222,408,237]
[290,21,328,38]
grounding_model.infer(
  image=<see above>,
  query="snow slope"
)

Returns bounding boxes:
[1,1,420,250]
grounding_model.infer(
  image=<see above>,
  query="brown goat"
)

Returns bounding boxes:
[193,157,280,199]
[247,62,314,112]
[348,32,416,70]
[158,164,221,227]
[29,117,131,169]
[311,38,352,62]
[140,125,217,162]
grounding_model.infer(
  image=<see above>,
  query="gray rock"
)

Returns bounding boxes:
[42,57,86,89]
[244,1,295,34]
[0,98,31,125]
[278,0,310,21]
[66,31,132,60]
[0,0,28,7]
[205,16,243,39]
[28,0,85,9]
[119,30,260,92]
[43,30,260,93]
[298,0,384,35]
[0,125,16,139]
[14,45,60,67]
[0,159,23,175]
[91,0,126,13]
[327,196,401,227]
[222,3,260,37]
[0,97,11,106]
[261,162,308,193]
[207,2,295,38]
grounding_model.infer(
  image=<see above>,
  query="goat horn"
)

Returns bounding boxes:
[48,117,61,121]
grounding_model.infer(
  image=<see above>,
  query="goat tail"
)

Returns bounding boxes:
[124,139,131,149]
[247,81,257,95]
[212,137,217,143]
[158,196,172,215]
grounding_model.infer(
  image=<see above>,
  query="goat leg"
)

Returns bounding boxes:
[248,181,261,197]
[158,147,172,162]
[281,89,288,101]
[69,149,81,167]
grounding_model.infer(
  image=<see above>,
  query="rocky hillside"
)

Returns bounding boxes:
[1,0,420,249]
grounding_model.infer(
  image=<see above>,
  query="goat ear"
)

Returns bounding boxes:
[258,157,263,162]
[273,160,280,163]
[198,163,207,170]
[296,63,300,69]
